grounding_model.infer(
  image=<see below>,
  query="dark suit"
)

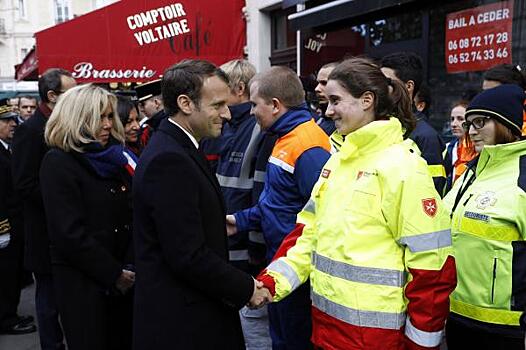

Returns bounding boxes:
[0,143,24,328]
[11,105,50,273]
[11,103,65,349]
[40,148,133,350]
[133,119,254,350]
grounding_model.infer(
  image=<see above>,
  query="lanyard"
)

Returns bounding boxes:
[450,168,476,218]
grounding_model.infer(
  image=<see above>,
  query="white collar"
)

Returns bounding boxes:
[168,118,199,149]
[0,139,9,151]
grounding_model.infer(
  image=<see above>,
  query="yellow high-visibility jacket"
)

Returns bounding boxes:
[260,118,456,350]
[444,139,526,332]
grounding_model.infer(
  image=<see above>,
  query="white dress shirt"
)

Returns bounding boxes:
[168,118,199,149]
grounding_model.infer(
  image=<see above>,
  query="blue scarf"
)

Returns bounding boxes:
[82,142,138,179]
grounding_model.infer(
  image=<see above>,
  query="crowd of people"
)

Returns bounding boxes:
[0,53,525,350]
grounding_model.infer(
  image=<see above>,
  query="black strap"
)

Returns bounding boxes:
[450,168,476,218]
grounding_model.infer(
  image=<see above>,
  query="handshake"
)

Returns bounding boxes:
[249,279,273,309]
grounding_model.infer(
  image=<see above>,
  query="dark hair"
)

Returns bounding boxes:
[17,95,37,107]
[117,96,139,125]
[494,118,521,144]
[38,68,72,103]
[329,57,416,136]
[249,66,305,108]
[162,59,229,116]
[380,52,423,98]
[484,64,526,90]
[414,84,431,112]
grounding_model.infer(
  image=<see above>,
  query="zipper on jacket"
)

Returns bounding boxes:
[491,258,497,304]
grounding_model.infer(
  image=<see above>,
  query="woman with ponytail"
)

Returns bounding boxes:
[255,57,457,349]
[40,84,135,350]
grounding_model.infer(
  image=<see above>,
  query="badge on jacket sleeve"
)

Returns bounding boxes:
[422,198,437,217]
[321,168,331,178]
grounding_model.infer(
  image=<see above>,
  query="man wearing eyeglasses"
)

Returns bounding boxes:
[11,68,76,350]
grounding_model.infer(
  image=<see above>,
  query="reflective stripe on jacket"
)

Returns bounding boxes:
[260,118,456,350]
[235,105,331,260]
[444,139,526,331]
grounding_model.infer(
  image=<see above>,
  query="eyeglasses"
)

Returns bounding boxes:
[462,116,491,132]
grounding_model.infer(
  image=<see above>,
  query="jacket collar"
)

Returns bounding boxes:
[38,102,53,119]
[228,102,252,129]
[268,103,313,137]
[475,139,526,176]
[158,118,224,203]
[339,118,404,160]
[146,109,167,130]
[158,118,196,150]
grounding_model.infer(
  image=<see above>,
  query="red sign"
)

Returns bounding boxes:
[35,0,246,82]
[445,1,513,73]
[422,198,438,218]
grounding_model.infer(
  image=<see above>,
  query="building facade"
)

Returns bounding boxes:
[245,0,526,132]
[0,0,117,85]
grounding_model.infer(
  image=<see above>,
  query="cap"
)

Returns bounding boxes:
[466,84,526,136]
[0,99,18,120]
[134,79,161,102]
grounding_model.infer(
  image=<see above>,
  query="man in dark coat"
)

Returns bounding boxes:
[381,52,446,196]
[135,79,167,146]
[133,59,271,350]
[11,68,76,350]
[0,101,36,335]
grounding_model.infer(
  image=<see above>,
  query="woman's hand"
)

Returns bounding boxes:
[115,269,135,293]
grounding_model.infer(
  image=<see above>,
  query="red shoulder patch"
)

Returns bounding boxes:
[422,198,437,217]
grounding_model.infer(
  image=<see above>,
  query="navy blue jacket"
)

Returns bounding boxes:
[234,105,331,260]
[409,112,446,196]
[201,102,274,274]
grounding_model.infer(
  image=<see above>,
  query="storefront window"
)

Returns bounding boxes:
[369,14,422,47]
[270,6,297,69]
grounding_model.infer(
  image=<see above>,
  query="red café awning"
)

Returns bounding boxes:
[32,0,246,83]
[15,47,38,81]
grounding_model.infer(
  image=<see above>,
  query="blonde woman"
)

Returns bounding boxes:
[40,84,137,350]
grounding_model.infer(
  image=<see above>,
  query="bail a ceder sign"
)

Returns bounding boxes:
[35,0,245,83]
[445,1,513,74]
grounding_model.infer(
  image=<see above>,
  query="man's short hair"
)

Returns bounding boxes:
[220,59,256,96]
[18,95,37,107]
[250,66,305,108]
[162,59,229,116]
[381,52,423,97]
[38,68,73,103]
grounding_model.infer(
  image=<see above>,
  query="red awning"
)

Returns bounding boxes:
[15,47,38,81]
[32,0,246,83]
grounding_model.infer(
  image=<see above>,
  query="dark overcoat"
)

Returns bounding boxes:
[11,105,51,273]
[132,119,253,350]
[40,148,133,350]
[0,144,24,327]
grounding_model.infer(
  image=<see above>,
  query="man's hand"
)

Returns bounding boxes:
[115,269,135,294]
[248,279,273,309]
[226,215,237,236]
